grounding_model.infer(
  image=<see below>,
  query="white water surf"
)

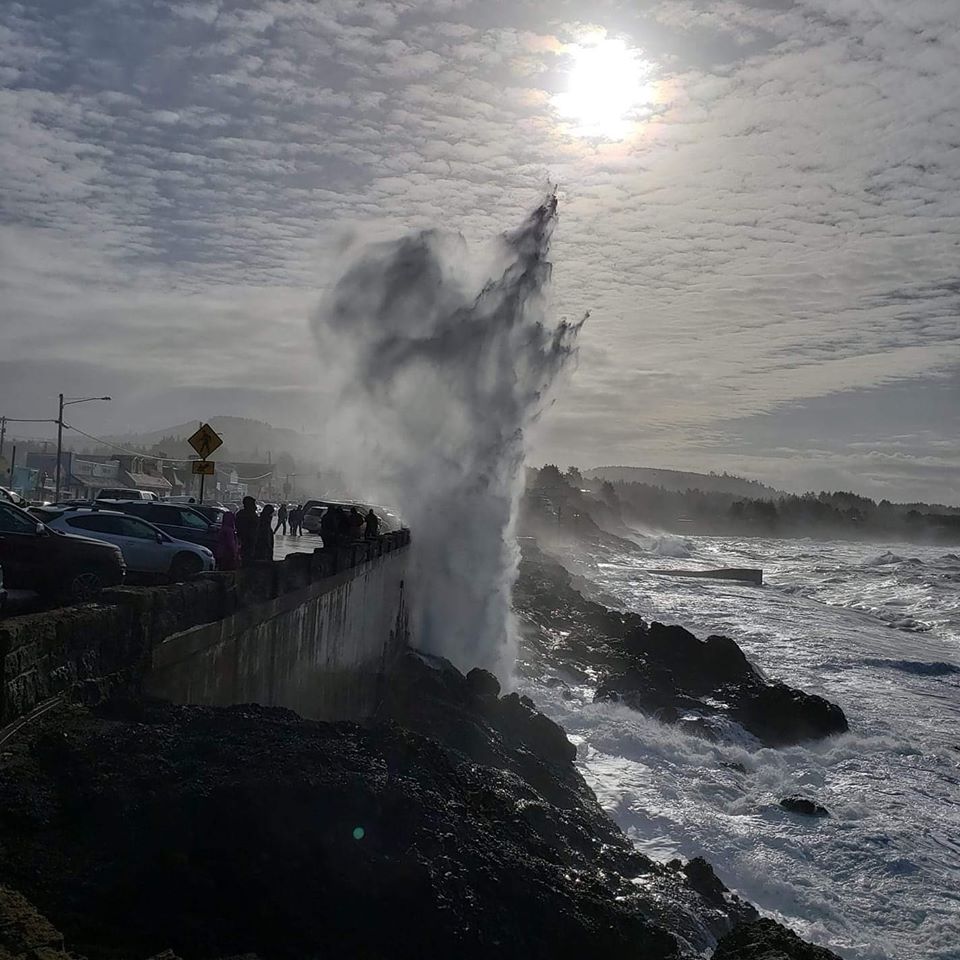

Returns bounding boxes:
[521,536,960,959]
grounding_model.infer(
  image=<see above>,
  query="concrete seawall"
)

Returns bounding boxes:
[0,531,410,726]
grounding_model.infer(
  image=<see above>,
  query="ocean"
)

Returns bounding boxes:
[520,535,960,959]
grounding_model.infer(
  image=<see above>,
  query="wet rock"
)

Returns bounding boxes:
[714,918,842,958]
[721,761,747,774]
[780,796,831,817]
[465,667,500,699]
[0,698,690,960]
[732,682,848,747]
[516,544,848,747]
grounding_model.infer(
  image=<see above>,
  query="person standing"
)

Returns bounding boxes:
[290,504,302,536]
[347,506,364,540]
[364,508,380,539]
[235,496,259,566]
[255,504,275,561]
[320,506,338,549]
[215,511,241,570]
[276,502,288,535]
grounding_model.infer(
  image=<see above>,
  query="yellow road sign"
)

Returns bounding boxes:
[192,460,215,476]
[188,422,223,459]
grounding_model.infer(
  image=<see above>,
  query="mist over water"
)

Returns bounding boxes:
[312,196,584,676]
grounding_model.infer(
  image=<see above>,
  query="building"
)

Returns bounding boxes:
[25,452,121,499]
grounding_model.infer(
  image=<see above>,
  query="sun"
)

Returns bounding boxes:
[553,37,657,140]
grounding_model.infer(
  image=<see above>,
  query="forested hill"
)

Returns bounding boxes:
[587,466,783,499]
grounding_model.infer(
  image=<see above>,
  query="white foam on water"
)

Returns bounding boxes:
[521,535,960,959]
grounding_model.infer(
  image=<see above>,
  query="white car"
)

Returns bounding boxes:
[32,506,215,581]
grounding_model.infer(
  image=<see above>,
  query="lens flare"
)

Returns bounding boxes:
[553,37,657,140]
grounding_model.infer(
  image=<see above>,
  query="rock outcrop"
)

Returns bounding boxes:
[515,543,848,746]
[713,918,843,959]
[0,682,752,960]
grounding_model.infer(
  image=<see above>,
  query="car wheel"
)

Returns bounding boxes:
[170,553,203,581]
[67,569,105,602]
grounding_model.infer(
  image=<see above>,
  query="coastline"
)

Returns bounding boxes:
[0,539,847,959]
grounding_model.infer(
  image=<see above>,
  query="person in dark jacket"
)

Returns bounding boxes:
[255,503,275,561]
[364,508,380,539]
[235,496,259,566]
[275,503,288,535]
[320,506,338,549]
[289,504,302,536]
[347,506,365,540]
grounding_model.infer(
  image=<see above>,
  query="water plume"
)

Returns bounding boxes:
[311,195,585,677]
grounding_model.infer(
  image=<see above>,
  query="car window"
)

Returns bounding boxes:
[66,515,117,534]
[0,503,39,534]
[176,509,210,529]
[117,516,159,540]
[143,505,170,524]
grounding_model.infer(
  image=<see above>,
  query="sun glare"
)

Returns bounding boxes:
[553,38,657,141]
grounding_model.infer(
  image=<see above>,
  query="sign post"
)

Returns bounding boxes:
[188,423,223,504]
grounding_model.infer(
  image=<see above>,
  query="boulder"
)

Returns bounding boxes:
[780,796,830,818]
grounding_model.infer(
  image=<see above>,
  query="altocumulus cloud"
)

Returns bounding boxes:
[0,0,957,501]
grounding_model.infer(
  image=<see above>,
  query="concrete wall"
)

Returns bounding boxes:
[145,548,408,720]
[0,532,410,727]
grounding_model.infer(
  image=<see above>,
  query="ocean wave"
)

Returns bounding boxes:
[650,537,694,558]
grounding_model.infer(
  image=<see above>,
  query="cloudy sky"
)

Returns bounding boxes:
[1,0,957,503]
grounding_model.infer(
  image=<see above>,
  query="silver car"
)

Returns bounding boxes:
[33,506,215,581]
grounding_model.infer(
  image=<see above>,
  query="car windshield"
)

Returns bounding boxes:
[0,502,37,534]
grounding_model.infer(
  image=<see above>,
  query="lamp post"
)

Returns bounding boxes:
[55,395,111,502]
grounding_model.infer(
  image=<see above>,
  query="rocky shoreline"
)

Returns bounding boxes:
[515,541,848,748]
[0,649,841,960]
[0,538,849,959]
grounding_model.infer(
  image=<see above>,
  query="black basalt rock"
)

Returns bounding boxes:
[714,918,842,958]
[732,681,849,747]
[516,544,849,748]
[465,666,501,699]
[780,796,831,818]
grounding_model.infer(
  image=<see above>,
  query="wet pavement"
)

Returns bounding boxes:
[273,532,325,560]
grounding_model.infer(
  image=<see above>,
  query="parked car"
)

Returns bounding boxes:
[95,488,158,501]
[100,500,219,551]
[31,506,215,581]
[192,504,229,525]
[302,505,325,533]
[0,486,29,508]
[0,500,125,601]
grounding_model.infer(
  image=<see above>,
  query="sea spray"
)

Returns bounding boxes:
[311,195,585,676]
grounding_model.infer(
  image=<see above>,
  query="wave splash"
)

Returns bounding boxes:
[312,195,584,676]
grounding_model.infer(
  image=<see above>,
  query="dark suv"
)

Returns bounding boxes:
[0,500,125,602]
[102,501,219,551]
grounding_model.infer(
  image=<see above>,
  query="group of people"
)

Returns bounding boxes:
[319,504,380,546]
[275,502,305,536]
[214,497,382,570]
[214,496,273,570]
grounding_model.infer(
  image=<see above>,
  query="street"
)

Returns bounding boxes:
[273,532,324,560]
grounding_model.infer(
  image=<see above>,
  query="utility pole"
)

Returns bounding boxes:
[54,394,64,502]
[54,394,111,503]
[0,416,6,461]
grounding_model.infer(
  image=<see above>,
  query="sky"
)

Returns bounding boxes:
[1,0,957,504]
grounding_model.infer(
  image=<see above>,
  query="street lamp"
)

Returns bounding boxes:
[55,394,111,502]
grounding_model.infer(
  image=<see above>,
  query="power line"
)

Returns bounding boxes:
[62,423,198,463]
[63,424,276,480]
